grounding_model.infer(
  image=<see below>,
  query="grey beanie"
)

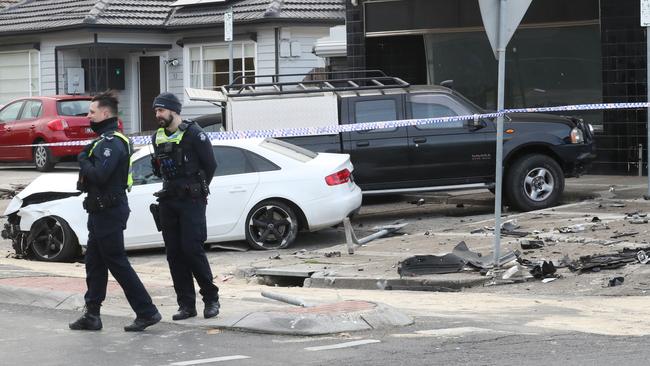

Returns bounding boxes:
[153,92,182,114]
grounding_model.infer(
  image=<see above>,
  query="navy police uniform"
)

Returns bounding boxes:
[77,117,159,322]
[151,120,219,317]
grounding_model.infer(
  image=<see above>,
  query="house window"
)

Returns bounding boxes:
[189,43,255,90]
[0,50,39,104]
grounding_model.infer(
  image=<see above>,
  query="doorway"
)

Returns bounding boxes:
[139,56,161,132]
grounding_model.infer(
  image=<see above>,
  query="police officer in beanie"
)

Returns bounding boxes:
[150,92,220,320]
[70,90,161,332]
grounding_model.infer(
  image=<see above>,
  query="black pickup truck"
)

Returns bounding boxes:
[187,73,596,212]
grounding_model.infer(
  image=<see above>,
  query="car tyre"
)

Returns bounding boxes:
[245,200,298,250]
[34,142,55,172]
[505,154,564,212]
[29,216,79,262]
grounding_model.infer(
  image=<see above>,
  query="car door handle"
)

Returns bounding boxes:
[356,141,369,147]
[413,137,427,143]
[30,125,36,129]
[229,186,247,193]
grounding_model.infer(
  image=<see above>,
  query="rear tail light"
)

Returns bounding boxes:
[47,119,69,131]
[325,168,351,186]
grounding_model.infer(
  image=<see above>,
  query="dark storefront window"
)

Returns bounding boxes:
[424,25,603,127]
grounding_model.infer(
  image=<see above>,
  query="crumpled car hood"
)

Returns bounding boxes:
[4,173,81,216]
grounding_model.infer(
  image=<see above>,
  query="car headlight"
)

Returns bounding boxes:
[570,127,584,144]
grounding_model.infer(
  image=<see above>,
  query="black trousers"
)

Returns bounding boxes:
[85,204,158,318]
[159,198,219,309]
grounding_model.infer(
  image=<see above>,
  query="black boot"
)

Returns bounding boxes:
[124,312,162,332]
[204,300,220,319]
[69,305,102,331]
[172,307,197,321]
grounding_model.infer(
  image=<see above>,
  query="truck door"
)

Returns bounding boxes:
[406,93,495,186]
[342,95,409,191]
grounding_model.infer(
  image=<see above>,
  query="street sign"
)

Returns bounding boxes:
[642,0,650,26]
[479,0,532,59]
[224,11,233,42]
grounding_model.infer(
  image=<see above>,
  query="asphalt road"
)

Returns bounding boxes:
[2,302,648,366]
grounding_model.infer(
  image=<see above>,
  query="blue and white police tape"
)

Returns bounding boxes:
[2,101,648,149]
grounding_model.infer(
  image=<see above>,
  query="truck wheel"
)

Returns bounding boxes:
[29,216,80,262]
[245,200,298,250]
[505,154,564,212]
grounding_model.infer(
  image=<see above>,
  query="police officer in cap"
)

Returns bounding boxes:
[70,90,161,332]
[150,92,220,320]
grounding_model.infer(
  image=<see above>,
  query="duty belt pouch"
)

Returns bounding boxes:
[187,183,203,198]
[83,193,118,213]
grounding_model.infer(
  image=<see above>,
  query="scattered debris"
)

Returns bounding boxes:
[625,213,648,224]
[557,224,585,233]
[529,261,557,279]
[343,218,408,254]
[456,203,465,208]
[591,216,601,222]
[610,231,638,239]
[221,275,233,282]
[541,277,557,283]
[501,265,533,282]
[409,198,425,206]
[520,240,544,250]
[638,250,650,264]
[501,219,519,232]
[324,251,341,258]
[269,253,281,260]
[397,253,466,276]
[569,247,650,272]
[452,241,518,270]
[608,277,624,287]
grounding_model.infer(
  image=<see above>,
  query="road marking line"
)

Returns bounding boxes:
[304,339,381,351]
[170,355,250,365]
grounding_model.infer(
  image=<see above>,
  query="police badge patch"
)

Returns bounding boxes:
[199,132,207,142]
[103,148,112,157]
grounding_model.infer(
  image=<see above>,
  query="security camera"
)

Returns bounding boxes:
[170,59,179,67]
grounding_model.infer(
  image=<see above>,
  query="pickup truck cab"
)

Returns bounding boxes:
[186,71,596,211]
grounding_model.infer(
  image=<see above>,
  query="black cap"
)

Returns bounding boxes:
[153,92,182,114]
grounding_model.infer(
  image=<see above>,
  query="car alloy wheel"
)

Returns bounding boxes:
[523,167,554,202]
[34,143,55,172]
[245,200,298,250]
[29,216,78,262]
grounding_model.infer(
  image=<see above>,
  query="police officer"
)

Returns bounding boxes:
[150,92,220,320]
[69,90,161,332]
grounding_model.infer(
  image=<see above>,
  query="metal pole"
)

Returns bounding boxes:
[647,26,650,195]
[493,0,507,269]
[228,7,234,84]
[640,143,644,177]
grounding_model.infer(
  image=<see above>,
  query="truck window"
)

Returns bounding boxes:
[354,99,398,133]
[409,94,464,129]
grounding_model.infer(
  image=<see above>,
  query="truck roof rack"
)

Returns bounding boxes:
[222,70,410,97]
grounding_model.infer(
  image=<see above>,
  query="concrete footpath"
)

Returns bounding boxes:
[3,175,650,335]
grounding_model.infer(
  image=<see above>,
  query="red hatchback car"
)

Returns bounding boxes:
[0,96,121,171]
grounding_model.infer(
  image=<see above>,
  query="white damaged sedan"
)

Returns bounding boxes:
[2,138,362,262]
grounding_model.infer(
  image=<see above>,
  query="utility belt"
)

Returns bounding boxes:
[83,191,123,213]
[154,171,209,200]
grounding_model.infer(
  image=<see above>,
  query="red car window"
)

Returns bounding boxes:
[0,101,24,122]
[57,100,91,116]
[21,100,43,119]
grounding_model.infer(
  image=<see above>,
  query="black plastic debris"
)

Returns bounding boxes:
[324,251,341,258]
[520,240,544,250]
[452,241,518,269]
[591,216,601,222]
[610,231,639,239]
[569,247,650,272]
[397,253,466,276]
[529,261,556,279]
[608,277,624,287]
